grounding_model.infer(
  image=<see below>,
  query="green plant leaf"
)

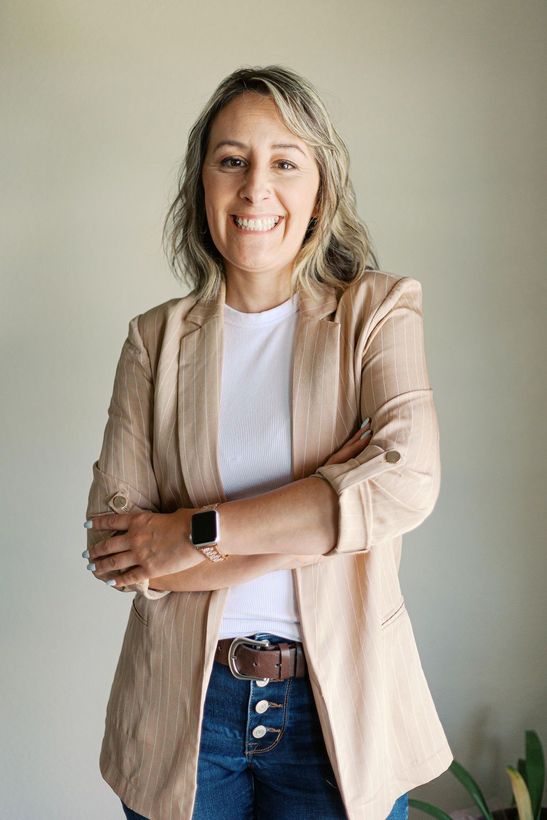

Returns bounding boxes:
[513,758,527,808]
[507,766,534,820]
[408,798,453,819]
[524,730,545,820]
[449,760,494,820]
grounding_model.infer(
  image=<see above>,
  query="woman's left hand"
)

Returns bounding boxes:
[85,509,205,589]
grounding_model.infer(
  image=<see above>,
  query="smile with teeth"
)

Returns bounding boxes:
[232,215,281,232]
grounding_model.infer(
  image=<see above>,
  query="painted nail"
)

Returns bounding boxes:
[83,520,93,529]
[86,562,96,571]
[360,430,372,440]
[360,418,370,427]
[105,579,117,586]
[82,549,89,559]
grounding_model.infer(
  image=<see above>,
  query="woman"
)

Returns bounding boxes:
[84,65,453,820]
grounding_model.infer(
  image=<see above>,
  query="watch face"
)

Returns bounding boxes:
[191,510,218,547]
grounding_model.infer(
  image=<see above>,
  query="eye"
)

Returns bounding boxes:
[220,157,246,168]
[219,157,297,171]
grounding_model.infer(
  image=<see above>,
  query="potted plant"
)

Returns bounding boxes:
[410,730,546,820]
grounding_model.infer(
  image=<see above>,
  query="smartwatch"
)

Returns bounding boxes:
[189,503,228,562]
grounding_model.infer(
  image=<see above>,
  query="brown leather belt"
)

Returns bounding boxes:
[215,636,307,681]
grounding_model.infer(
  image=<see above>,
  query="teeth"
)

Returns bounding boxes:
[234,216,280,231]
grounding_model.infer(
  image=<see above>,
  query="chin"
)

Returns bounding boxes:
[230,258,278,272]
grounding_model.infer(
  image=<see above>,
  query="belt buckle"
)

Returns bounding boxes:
[227,636,272,683]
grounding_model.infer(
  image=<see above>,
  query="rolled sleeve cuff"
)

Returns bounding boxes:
[312,444,406,554]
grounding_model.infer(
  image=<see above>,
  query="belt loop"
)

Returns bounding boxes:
[278,642,292,679]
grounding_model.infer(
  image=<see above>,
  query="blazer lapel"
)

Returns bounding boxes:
[178,277,341,508]
[178,280,227,509]
[291,285,340,480]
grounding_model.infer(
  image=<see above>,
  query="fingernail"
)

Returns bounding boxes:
[86,562,96,571]
[82,549,89,559]
[83,520,93,529]
[360,418,370,427]
[105,579,117,586]
[360,430,372,440]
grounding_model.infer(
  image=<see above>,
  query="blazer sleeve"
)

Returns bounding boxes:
[312,276,441,554]
[85,315,171,599]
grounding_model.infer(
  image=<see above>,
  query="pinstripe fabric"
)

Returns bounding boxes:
[86,270,453,820]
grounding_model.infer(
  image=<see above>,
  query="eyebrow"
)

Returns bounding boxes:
[212,140,307,157]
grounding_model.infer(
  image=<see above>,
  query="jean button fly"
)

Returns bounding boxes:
[255,699,269,714]
[255,679,269,687]
[252,725,267,739]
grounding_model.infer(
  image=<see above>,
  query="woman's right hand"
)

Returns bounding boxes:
[322,418,372,466]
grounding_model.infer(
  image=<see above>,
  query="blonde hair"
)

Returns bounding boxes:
[163,64,379,303]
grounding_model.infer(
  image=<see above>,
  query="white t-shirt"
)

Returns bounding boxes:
[217,293,302,641]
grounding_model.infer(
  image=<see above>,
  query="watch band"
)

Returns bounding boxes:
[192,503,228,563]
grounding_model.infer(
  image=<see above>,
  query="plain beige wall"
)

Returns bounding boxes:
[1,1,545,817]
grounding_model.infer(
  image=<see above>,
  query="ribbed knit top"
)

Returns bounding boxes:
[217,292,302,641]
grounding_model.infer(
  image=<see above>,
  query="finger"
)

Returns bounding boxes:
[85,513,133,532]
[98,569,131,590]
[88,532,130,561]
[104,566,149,589]
[347,420,371,442]
[105,579,129,592]
[347,430,372,450]
[91,551,139,578]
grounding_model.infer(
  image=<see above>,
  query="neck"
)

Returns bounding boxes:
[224,271,294,313]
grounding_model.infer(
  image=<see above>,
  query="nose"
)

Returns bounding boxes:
[238,164,272,204]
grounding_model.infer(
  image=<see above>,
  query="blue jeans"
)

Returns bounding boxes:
[121,633,408,820]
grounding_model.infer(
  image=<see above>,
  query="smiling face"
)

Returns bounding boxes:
[201,92,321,300]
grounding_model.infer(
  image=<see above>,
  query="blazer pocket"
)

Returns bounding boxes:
[131,595,149,627]
[381,598,406,629]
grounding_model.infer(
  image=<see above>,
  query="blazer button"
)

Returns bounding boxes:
[112,494,128,510]
[385,451,401,463]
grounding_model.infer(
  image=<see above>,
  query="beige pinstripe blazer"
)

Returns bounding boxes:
[86,269,453,820]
